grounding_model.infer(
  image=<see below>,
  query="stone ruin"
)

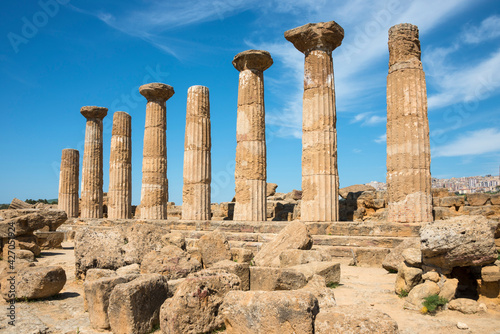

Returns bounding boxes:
[0,20,499,334]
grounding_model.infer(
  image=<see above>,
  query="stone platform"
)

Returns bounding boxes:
[62,219,420,266]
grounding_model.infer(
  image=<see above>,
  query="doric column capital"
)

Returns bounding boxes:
[80,106,108,120]
[139,82,175,102]
[232,50,273,72]
[388,23,421,67]
[285,21,344,54]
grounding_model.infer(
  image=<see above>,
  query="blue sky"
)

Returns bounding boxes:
[1,0,499,205]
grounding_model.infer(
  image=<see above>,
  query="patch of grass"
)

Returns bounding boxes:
[327,282,339,289]
[148,323,160,333]
[211,325,226,333]
[421,294,448,314]
[497,250,500,261]
[387,268,398,274]
[397,289,408,298]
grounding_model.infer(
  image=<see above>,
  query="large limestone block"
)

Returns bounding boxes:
[315,305,399,334]
[299,274,336,309]
[221,290,319,334]
[439,196,465,207]
[198,230,232,267]
[266,183,278,197]
[75,223,169,278]
[290,261,340,285]
[84,275,138,330]
[420,216,497,271]
[254,221,313,267]
[9,198,33,210]
[0,210,67,238]
[0,266,66,301]
[141,245,202,279]
[212,260,250,291]
[279,249,331,267]
[75,226,127,279]
[402,248,422,268]
[83,269,117,312]
[250,267,307,291]
[448,298,481,314]
[339,184,376,199]
[382,238,420,272]
[439,278,458,301]
[482,265,500,282]
[467,193,490,206]
[121,223,169,264]
[403,281,440,310]
[395,262,422,294]
[35,231,64,249]
[160,271,241,334]
[108,274,169,334]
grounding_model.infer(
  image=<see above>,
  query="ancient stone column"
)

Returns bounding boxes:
[386,24,433,223]
[285,21,344,222]
[232,50,273,221]
[182,86,211,220]
[58,149,79,218]
[80,106,108,218]
[108,111,132,219]
[139,83,174,220]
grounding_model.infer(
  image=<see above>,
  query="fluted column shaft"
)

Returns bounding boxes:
[386,23,432,223]
[108,111,132,219]
[58,149,79,218]
[139,83,174,220]
[285,21,344,222]
[182,86,211,220]
[232,50,273,221]
[80,106,107,218]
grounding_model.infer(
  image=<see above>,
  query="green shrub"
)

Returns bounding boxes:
[398,289,408,298]
[422,294,448,313]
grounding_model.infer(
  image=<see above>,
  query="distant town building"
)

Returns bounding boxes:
[367,173,500,194]
[432,174,499,194]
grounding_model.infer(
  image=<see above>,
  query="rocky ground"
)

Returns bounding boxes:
[0,243,499,334]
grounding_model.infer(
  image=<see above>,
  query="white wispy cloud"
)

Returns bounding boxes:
[433,128,500,157]
[463,15,500,44]
[351,112,385,126]
[374,133,387,144]
[427,47,500,109]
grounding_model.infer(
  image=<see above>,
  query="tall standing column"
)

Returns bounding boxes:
[58,149,79,218]
[80,106,107,218]
[182,86,211,220]
[386,23,433,223]
[108,111,132,219]
[232,50,273,221]
[139,83,174,220]
[285,21,344,222]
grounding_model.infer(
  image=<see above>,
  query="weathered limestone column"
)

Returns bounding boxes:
[182,86,211,220]
[108,111,132,219]
[58,149,79,218]
[232,50,273,221]
[139,83,174,219]
[386,24,433,223]
[285,21,344,222]
[80,106,107,218]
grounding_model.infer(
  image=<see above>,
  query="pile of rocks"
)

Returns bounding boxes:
[77,220,400,333]
[388,215,500,313]
[0,207,68,260]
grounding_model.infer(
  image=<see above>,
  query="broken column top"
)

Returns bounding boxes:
[232,50,273,72]
[80,106,108,119]
[139,82,175,101]
[388,23,421,66]
[285,21,344,54]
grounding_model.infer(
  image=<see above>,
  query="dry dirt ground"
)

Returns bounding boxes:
[0,243,499,334]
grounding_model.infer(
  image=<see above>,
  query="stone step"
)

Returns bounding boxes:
[165,220,420,237]
[312,245,391,267]
[179,230,405,248]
